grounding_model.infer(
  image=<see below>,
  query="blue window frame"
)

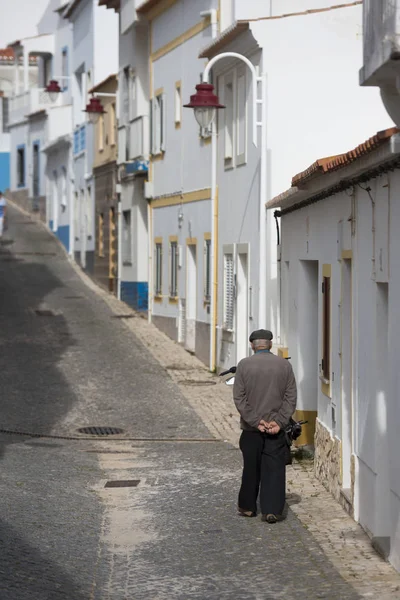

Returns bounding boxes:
[61,47,68,91]
[80,125,86,152]
[16,144,26,188]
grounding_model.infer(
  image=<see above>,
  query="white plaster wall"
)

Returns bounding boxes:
[120,177,148,283]
[94,2,118,85]
[45,144,71,229]
[152,0,217,53]
[214,47,262,370]
[278,166,400,573]
[250,5,393,201]
[151,27,214,197]
[235,0,362,21]
[152,199,211,323]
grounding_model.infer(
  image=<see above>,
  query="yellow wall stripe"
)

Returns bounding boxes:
[152,188,211,209]
[151,17,211,62]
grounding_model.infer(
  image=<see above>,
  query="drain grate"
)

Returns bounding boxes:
[77,426,124,436]
[111,314,135,319]
[105,480,140,488]
[178,380,216,386]
[35,309,56,317]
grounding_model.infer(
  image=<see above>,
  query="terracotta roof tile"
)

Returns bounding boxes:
[291,127,399,187]
[0,48,38,64]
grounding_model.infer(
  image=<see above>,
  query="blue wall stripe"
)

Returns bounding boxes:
[57,225,70,253]
[0,153,10,192]
[121,281,148,311]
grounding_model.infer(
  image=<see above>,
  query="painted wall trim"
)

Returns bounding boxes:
[151,16,211,62]
[151,188,211,208]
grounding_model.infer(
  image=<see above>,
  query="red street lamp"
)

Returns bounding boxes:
[83,95,106,124]
[46,79,62,103]
[184,83,225,129]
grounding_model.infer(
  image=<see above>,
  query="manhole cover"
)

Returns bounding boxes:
[178,380,216,386]
[77,426,124,436]
[105,480,140,488]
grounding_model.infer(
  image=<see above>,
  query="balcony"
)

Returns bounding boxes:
[9,88,62,126]
[360,0,400,86]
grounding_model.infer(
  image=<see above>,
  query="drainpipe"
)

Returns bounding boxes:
[274,210,281,345]
[201,8,218,371]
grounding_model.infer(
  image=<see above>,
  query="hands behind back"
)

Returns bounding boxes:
[258,420,281,435]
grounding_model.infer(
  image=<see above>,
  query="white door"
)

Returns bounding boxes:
[185,244,197,352]
[236,251,249,363]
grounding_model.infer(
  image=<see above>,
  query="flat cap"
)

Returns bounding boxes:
[249,329,273,343]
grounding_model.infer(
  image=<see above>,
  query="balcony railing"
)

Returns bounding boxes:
[9,88,62,126]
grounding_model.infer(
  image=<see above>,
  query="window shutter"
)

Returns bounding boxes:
[224,254,234,330]
[160,93,166,152]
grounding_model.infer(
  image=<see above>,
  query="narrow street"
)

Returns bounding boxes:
[0,205,381,599]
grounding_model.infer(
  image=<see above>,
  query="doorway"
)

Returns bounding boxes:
[185,243,197,353]
[33,142,40,211]
[341,258,352,493]
[297,260,319,445]
[236,248,249,363]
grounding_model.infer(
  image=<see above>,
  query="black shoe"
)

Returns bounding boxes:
[261,513,285,523]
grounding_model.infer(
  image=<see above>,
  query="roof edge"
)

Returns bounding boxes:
[199,21,250,59]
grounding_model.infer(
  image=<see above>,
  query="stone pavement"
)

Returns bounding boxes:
[65,221,400,599]
[1,200,400,599]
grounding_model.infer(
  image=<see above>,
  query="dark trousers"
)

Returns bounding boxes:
[238,430,287,516]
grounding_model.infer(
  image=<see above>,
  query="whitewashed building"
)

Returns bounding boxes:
[7,1,66,221]
[267,126,400,572]
[64,0,118,272]
[98,1,392,372]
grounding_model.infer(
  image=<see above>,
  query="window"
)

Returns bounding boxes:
[169,240,178,298]
[155,241,163,296]
[236,67,247,165]
[151,90,166,155]
[110,103,116,146]
[61,48,68,90]
[73,129,80,154]
[17,145,25,187]
[322,268,331,383]
[109,208,117,279]
[175,81,181,128]
[98,213,104,257]
[224,73,234,168]
[223,253,234,330]
[122,210,132,264]
[204,237,211,302]
[80,125,86,152]
[98,114,105,151]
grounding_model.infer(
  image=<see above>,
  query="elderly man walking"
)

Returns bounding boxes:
[233,329,297,523]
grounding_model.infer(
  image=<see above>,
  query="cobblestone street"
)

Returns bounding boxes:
[1,203,400,599]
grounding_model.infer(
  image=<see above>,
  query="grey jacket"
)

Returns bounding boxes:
[233,351,297,431]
